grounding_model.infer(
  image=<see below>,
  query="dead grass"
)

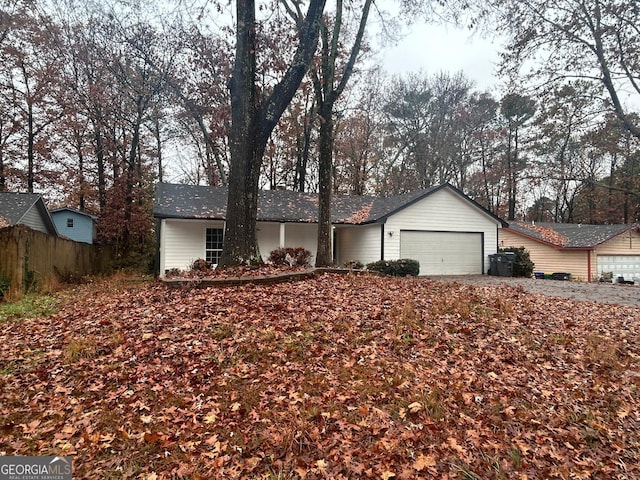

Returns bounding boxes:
[1,274,639,479]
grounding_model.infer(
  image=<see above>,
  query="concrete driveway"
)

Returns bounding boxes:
[428,275,640,307]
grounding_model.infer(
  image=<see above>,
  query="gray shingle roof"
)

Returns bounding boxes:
[0,192,58,235]
[507,221,637,248]
[0,192,43,224]
[154,183,502,225]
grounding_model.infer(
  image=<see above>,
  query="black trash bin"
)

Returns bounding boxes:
[489,253,514,277]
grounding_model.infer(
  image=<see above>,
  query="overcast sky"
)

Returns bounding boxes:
[378,21,505,93]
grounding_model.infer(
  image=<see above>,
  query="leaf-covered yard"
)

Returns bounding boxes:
[1,273,639,479]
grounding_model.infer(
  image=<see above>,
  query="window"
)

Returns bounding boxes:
[205,228,224,265]
[67,218,74,228]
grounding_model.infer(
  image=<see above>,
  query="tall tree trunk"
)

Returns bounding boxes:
[219,0,326,267]
[27,101,34,193]
[0,126,5,192]
[220,0,262,266]
[94,126,107,213]
[313,0,372,266]
[508,126,519,221]
[316,105,334,266]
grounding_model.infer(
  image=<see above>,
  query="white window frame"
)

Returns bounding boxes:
[205,227,224,265]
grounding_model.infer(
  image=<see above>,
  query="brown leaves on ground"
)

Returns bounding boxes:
[1,274,639,479]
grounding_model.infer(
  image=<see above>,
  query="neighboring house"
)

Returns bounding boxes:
[154,182,507,277]
[0,192,58,236]
[500,221,640,282]
[50,208,97,244]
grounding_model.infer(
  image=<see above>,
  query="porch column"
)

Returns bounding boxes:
[279,222,285,248]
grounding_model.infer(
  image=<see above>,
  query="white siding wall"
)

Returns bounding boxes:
[160,219,319,276]
[160,219,224,275]
[257,222,318,262]
[384,188,500,272]
[335,224,381,266]
[257,222,280,262]
[280,223,318,264]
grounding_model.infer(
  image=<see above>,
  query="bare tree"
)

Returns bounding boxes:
[494,0,640,140]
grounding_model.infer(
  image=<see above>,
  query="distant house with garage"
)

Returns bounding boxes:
[153,182,507,277]
[50,208,98,244]
[0,192,58,236]
[499,222,640,282]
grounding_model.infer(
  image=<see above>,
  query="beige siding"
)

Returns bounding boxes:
[335,224,381,266]
[595,229,640,254]
[499,230,591,281]
[594,229,640,280]
[500,228,640,282]
[385,188,501,273]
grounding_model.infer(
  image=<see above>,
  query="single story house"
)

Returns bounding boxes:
[499,221,640,282]
[0,192,58,236]
[154,182,507,277]
[50,207,98,244]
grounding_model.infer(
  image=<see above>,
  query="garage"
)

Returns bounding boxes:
[597,255,640,280]
[400,231,483,275]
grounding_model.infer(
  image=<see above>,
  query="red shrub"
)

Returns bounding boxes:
[268,247,312,267]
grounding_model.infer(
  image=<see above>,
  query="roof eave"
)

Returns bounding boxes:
[505,227,595,250]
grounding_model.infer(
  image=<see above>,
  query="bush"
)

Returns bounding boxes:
[343,260,364,270]
[0,277,9,301]
[190,258,212,272]
[366,259,420,277]
[268,247,312,267]
[499,246,534,277]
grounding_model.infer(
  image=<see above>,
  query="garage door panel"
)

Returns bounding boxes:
[597,255,640,280]
[400,231,482,275]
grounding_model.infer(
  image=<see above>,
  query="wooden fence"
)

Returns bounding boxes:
[0,225,112,298]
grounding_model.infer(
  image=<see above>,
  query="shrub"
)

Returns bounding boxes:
[190,258,212,272]
[499,246,534,277]
[344,260,364,270]
[0,277,10,301]
[366,259,420,277]
[268,247,312,267]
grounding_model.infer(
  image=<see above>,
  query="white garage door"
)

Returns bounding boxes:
[597,255,640,280]
[400,231,483,275]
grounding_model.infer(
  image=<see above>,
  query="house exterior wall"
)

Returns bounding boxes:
[594,229,640,254]
[335,224,381,266]
[499,229,591,281]
[384,188,500,273]
[52,211,94,243]
[593,229,640,281]
[159,219,318,276]
[256,222,317,263]
[158,186,504,276]
[256,222,281,262]
[278,223,318,264]
[160,219,224,274]
[21,205,50,234]
[500,228,640,282]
